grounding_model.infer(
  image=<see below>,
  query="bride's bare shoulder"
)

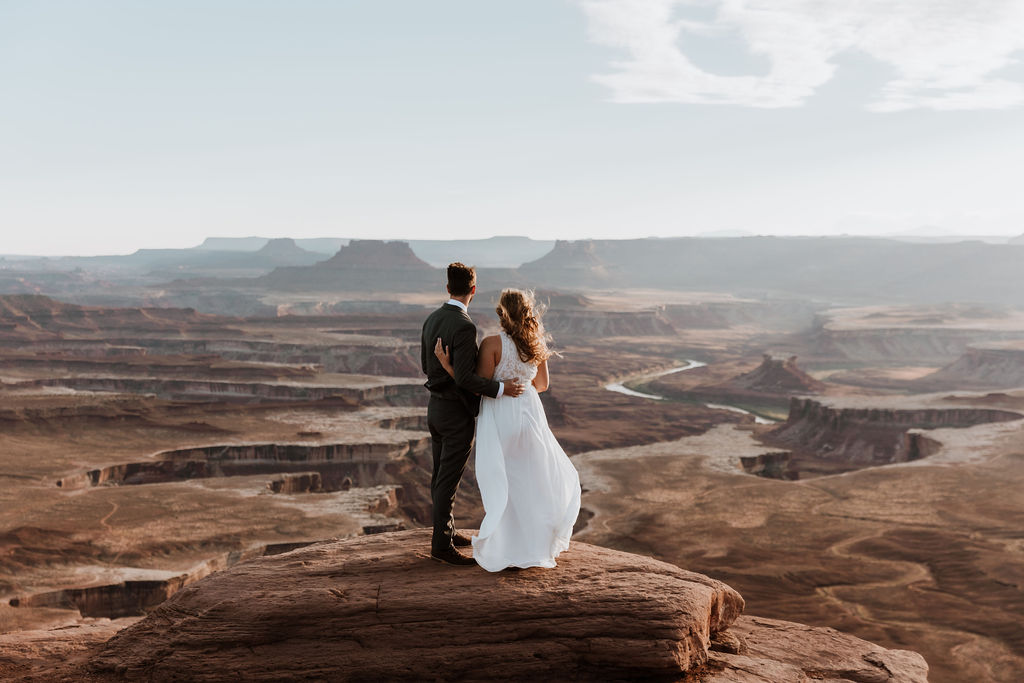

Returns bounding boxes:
[480,335,502,358]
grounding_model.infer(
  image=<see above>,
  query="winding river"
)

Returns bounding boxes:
[604,360,776,424]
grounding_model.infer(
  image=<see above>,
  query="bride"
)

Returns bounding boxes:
[434,288,581,571]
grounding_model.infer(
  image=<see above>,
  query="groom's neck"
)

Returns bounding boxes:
[449,294,472,307]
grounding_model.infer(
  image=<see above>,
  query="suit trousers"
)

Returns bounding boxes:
[427,395,476,554]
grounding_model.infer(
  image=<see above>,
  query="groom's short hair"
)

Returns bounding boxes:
[447,262,476,296]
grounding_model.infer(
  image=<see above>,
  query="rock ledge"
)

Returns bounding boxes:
[75,529,926,681]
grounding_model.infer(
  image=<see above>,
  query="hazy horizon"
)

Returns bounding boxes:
[3,229,1023,259]
[3,1,1023,256]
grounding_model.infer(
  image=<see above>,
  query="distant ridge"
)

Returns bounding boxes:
[8,235,1024,306]
[195,236,347,255]
[511,236,1024,305]
[196,235,554,266]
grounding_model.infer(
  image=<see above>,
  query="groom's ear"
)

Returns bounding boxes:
[470,285,476,295]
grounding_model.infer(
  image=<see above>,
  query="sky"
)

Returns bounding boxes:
[1,0,1023,255]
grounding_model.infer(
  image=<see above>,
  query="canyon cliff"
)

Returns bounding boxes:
[765,396,1022,474]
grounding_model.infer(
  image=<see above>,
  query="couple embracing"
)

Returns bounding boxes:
[420,262,581,570]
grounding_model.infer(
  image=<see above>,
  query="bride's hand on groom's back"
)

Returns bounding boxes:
[434,337,454,375]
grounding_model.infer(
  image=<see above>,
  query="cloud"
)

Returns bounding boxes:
[574,0,1024,110]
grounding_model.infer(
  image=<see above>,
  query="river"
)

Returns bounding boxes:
[604,360,776,424]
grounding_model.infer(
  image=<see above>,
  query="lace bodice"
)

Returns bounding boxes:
[493,330,538,386]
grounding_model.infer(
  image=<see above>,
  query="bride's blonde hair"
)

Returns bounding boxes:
[496,289,556,364]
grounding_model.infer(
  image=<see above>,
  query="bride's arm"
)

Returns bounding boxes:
[476,336,499,381]
[532,359,549,393]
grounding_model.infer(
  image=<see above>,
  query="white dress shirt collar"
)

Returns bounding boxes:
[445,298,468,312]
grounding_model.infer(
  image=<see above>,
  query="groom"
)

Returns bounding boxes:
[421,263,524,566]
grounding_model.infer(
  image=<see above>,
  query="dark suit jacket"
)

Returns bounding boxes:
[421,303,500,417]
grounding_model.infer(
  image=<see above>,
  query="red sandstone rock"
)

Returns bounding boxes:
[88,529,743,681]
[706,615,929,682]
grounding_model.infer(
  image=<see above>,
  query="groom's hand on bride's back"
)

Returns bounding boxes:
[504,379,526,398]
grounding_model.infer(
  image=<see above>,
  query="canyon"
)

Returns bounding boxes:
[1,237,1023,681]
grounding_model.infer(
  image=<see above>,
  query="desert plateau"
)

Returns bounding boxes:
[1,236,1023,680]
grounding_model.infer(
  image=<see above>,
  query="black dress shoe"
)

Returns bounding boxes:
[452,532,473,547]
[430,547,477,566]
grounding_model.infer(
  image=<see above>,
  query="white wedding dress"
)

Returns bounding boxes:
[472,331,581,572]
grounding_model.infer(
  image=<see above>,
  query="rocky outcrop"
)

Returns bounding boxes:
[86,530,742,679]
[248,238,323,267]
[261,240,439,292]
[739,452,795,480]
[75,530,927,682]
[721,355,826,395]
[87,531,722,679]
